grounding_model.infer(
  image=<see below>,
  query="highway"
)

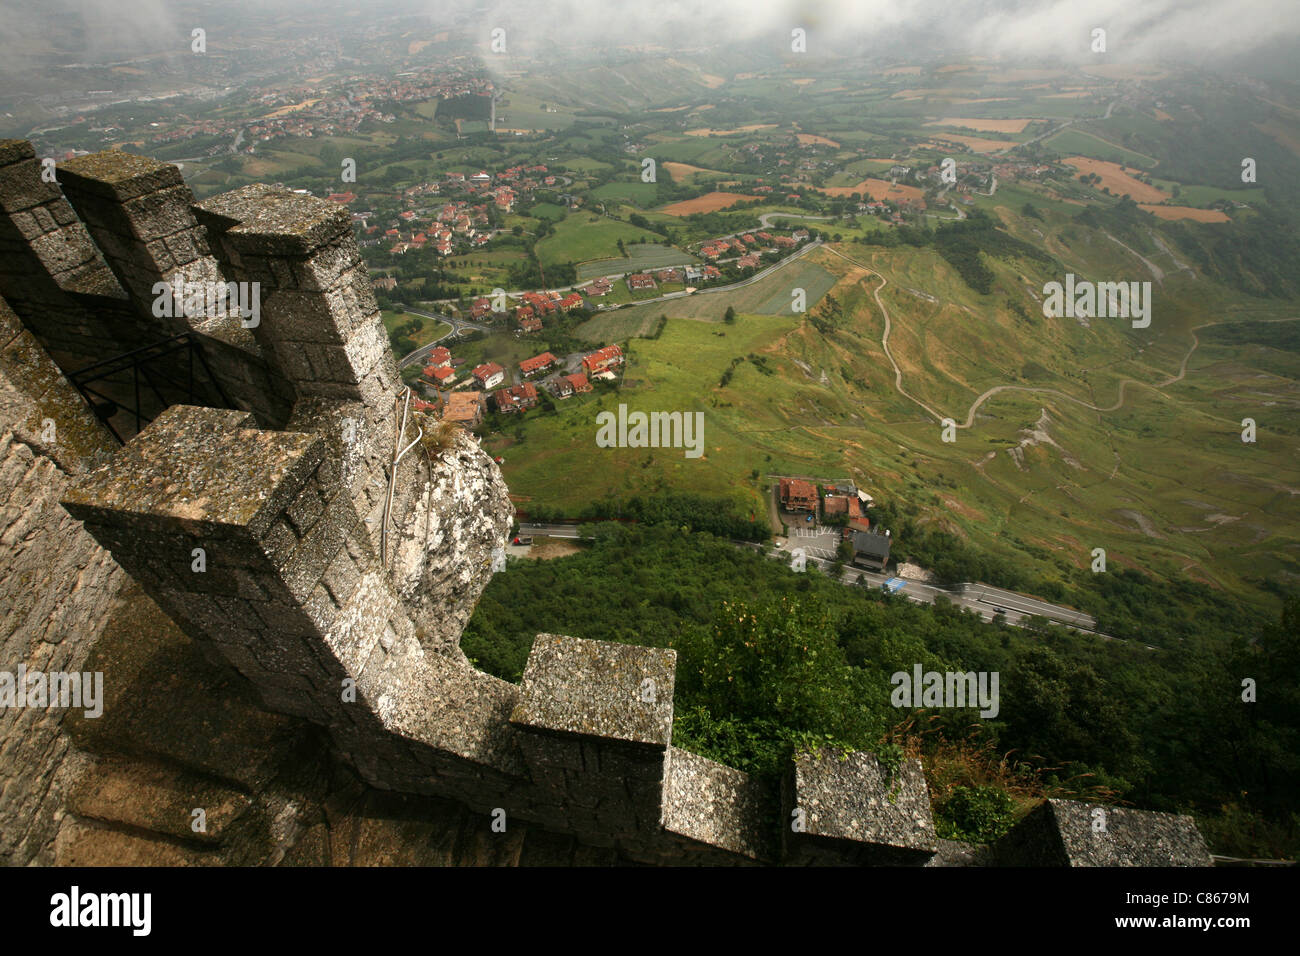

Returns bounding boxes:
[514,521,1112,639]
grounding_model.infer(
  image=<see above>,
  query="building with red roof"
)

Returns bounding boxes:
[581,345,624,375]
[494,382,538,414]
[423,365,457,387]
[519,352,556,376]
[779,478,817,513]
[472,362,505,389]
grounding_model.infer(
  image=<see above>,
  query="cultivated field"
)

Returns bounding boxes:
[811,178,927,202]
[535,215,662,268]
[575,259,837,340]
[575,243,699,281]
[1138,204,1231,222]
[660,191,762,215]
[796,133,840,146]
[929,132,1019,152]
[925,117,1033,133]
[1062,157,1170,202]
[1045,128,1158,168]
[684,125,779,136]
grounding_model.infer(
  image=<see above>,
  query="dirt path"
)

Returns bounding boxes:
[1106,232,1164,283]
[817,244,1299,429]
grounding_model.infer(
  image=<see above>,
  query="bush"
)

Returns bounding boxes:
[935,785,1018,843]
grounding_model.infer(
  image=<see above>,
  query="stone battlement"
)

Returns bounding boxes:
[0,141,1213,865]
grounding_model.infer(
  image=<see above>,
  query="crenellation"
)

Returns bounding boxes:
[0,143,1217,868]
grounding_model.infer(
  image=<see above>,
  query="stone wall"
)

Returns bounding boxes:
[0,143,1215,866]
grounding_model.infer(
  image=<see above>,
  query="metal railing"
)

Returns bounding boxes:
[66,333,232,444]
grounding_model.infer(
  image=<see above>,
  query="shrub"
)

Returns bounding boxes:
[935,785,1018,844]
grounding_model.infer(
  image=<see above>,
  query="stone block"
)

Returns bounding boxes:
[510,634,676,748]
[61,405,324,542]
[662,747,775,863]
[60,151,186,203]
[783,750,937,866]
[992,799,1213,867]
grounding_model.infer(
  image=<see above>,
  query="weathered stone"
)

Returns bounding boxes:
[993,799,1213,867]
[783,750,937,866]
[511,634,676,747]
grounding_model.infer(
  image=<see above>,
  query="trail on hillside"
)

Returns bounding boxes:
[817,244,1299,429]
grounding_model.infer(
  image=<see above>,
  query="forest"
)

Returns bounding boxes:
[462,523,1299,855]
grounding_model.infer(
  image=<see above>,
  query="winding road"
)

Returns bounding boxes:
[818,244,1299,429]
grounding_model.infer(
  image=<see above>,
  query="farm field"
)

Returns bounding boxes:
[811,178,927,202]
[925,117,1034,133]
[587,181,661,205]
[1045,128,1158,168]
[684,124,779,135]
[575,243,699,281]
[796,133,840,146]
[1138,204,1231,222]
[535,215,663,268]
[1062,156,1169,202]
[928,132,1019,152]
[660,191,762,215]
[1174,184,1266,207]
[574,258,837,340]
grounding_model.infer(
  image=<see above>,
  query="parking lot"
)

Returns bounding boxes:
[780,512,841,560]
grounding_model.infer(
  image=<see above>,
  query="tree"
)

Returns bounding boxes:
[724,306,736,324]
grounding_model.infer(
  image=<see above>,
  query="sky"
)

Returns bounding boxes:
[2,0,1299,71]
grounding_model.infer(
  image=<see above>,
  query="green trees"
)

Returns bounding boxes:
[724,306,736,324]
[459,524,1300,855]
[672,596,882,777]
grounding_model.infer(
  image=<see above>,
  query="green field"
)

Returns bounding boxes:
[1169,184,1267,207]
[382,310,452,354]
[535,214,663,267]
[588,180,662,205]
[576,257,836,338]
[575,243,698,281]
[527,202,568,221]
[1043,128,1159,168]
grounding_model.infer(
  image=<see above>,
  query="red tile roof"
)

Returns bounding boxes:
[519,352,556,374]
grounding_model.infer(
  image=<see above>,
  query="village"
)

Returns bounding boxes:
[408,340,623,427]
[775,476,896,577]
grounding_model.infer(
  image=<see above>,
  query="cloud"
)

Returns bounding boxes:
[462,0,1300,62]
[5,0,1298,75]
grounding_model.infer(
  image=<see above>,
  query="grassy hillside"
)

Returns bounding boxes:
[497,213,1300,615]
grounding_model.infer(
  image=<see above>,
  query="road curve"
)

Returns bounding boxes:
[817,244,1300,428]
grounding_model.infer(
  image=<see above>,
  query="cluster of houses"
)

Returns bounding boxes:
[151,67,489,155]
[778,477,892,571]
[416,343,623,424]
[698,229,810,265]
[370,198,492,256]
[462,290,586,329]
[354,161,560,258]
